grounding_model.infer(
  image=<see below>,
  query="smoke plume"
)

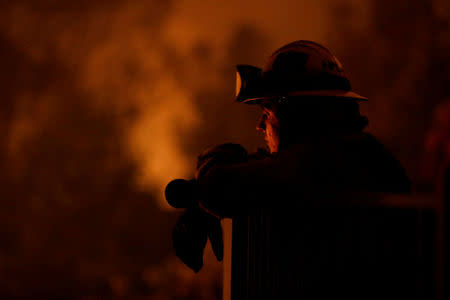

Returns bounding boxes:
[0,0,448,298]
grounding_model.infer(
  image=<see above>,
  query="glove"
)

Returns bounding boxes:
[247,147,271,161]
[169,143,249,272]
[172,208,207,273]
[172,206,223,273]
[196,143,248,180]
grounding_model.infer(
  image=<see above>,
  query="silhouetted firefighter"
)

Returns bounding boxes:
[166,41,413,299]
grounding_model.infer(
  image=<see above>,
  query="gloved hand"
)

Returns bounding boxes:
[168,143,265,272]
[172,208,206,273]
[195,143,248,180]
[196,143,265,218]
[168,144,247,272]
[172,206,223,273]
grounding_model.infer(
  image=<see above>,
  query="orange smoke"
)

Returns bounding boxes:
[0,0,448,298]
[129,84,200,209]
[2,0,204,209]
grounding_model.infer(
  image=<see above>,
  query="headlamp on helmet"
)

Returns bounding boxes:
[235,65,264,103]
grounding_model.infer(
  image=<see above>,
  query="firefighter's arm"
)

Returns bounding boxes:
[197,143,319,217]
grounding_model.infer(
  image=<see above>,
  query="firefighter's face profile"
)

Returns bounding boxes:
[257,106,280,153]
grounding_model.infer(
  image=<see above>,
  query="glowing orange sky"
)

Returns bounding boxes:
[163,0,371,59]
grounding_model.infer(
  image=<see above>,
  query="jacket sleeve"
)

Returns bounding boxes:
[197,144,321,217]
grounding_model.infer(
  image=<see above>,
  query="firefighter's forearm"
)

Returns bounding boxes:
[197,152,311,216]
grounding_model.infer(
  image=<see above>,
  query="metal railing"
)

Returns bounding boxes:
[223,188,447,300]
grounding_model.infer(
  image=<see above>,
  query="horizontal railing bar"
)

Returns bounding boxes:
[301,192,442,210]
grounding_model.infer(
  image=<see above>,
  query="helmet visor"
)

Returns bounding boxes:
[235,64,368,104]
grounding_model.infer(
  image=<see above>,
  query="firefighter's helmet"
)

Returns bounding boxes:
[235,40,367,104]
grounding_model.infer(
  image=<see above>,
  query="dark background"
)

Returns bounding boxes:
[0,0,449,298]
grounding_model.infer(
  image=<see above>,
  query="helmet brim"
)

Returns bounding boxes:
[242,89,368,104]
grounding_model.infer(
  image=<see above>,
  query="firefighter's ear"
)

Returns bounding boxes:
[256,111,267,132]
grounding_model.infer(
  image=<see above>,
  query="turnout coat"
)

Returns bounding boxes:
[199,133,415,300]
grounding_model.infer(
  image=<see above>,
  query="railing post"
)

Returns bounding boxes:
[444,167,449,300]
[222,219,232,300]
